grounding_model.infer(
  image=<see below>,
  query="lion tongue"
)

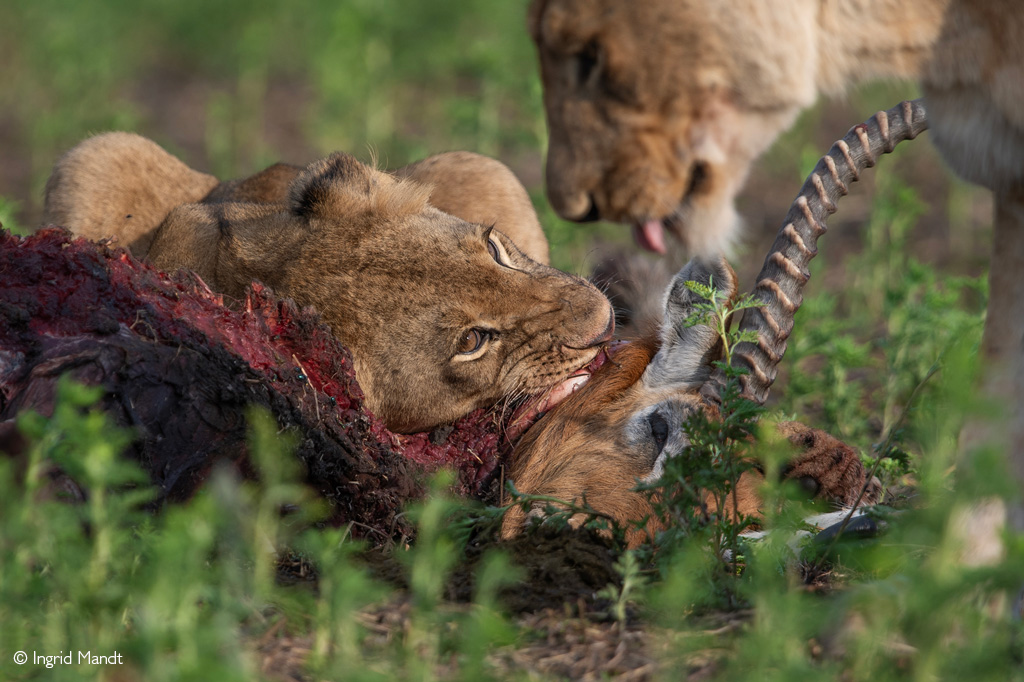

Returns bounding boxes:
[632,219,668,254]
[534,373,591,415]
[505,373,591,442]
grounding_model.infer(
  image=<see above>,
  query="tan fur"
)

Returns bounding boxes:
[502,259,874,547]
[202,162,305,205]
[43,132,219,256]
[200,152,555,263]
[144,152,613,433]
[44,133,548,264]
[395,151,550,265]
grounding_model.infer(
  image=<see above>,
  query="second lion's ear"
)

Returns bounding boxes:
[288,152,377,220]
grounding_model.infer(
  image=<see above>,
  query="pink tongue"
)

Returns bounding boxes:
[506,374,590,442]
[505,343,624,442]
[632,220,667,254]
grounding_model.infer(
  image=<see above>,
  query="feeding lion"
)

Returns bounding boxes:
[42,134,614,433]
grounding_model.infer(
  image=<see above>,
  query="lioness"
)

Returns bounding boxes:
[529,0,1023,255]
[43,135,614,433]
[43,133,551,265]
[529,0,1024,482]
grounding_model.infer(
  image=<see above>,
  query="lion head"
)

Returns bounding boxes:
[147,152,615,433]
[529,0,820,254]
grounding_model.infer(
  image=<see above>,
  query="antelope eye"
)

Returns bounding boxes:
[457,328,489,355]
[487,238,502,264]
[648,411,670,456]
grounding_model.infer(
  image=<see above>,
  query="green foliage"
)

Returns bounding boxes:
[681,277,765,359]
[632,279,765,609]
[612,181,1019,678]
[0,383,527,681]
[1,379,270,681]
[2,2,1021,679]
[597,550,647,624]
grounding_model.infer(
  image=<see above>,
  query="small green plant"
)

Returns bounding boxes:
[597,550,647,625]
[678,277,765,363]
[634,279,766,608]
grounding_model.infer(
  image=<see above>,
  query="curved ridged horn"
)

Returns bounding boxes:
[703,99,929,405]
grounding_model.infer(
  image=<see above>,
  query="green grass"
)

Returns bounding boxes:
[1,1,1021,679]
[2,340,1020,680]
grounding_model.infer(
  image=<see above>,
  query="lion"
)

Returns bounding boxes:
[42,134,614,433]
[529,0,1024,479]
[43,133,550,265]
[529,0,1023,255]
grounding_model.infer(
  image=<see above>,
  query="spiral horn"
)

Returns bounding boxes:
[702,99,929,405]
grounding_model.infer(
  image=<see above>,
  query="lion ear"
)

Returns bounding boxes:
[287,152,377,220]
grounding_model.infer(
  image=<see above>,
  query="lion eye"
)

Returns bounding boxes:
[457,328,490,355]
[575,41,600,85]
[487,238,502,264]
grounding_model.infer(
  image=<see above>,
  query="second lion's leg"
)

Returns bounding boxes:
[982,191,1024,526]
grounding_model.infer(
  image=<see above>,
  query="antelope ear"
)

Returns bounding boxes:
[641,257,737,390]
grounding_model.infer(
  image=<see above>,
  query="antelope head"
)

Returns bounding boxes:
[502,101,928,546]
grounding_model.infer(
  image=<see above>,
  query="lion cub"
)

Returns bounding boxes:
[44,133,551,266]
[43,137,614,433]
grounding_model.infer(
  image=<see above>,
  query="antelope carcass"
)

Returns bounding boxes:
[503,102,927,545]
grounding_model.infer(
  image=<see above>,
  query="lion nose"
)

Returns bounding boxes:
[584,308,616,346]
[572,195,602,223]
[551,189,602,223]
